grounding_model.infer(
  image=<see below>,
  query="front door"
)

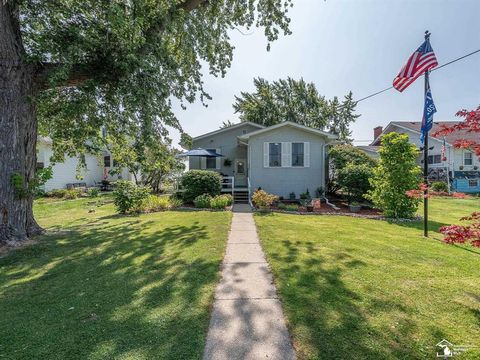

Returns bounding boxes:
[234,159,247,187]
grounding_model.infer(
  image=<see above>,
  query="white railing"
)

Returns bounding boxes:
[247,177,253,207]
[222,176,234,196]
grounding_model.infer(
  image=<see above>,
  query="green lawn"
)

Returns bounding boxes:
[0,196,231,360]
[255,197,480,359]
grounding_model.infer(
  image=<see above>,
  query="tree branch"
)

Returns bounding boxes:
[33,0,208,91]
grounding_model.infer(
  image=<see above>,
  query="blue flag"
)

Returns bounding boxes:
[420,77,437,144]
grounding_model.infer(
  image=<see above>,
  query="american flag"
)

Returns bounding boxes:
[393,40,438,92]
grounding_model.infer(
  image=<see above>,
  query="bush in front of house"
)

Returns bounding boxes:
[328,144,377,194]
[113,180,151,214]
[210,194,233,209]
[139,195,182,212]
[252,189,278,209]
[194,194,212,208]
[180,170,222,204]
[366,132,422,219]
[46,188,82,199]
[337,163,374,202]
[87,188,100,198]
[431,181,449,193]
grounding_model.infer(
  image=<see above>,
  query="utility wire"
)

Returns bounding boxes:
[352,47,480,105]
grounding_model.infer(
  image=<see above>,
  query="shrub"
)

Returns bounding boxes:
[210,194,233,209]
[194,194,212,208]
[328,144,377,193]
[285,204,299,212]
[64,189,82,199]
[87,187,100,198]
[337,163,374,202]
[46,189,68,198]
[277,202,287,210]
[300,189,311,200]
[180,170,222,203]
[366,132,422,218]
[140,195,172,212]
[252,189,278,208]
[113,180,151,214]
[168,196,183,208]
[431,181,449,193]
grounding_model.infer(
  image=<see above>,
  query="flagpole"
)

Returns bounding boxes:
[423,30,430,238]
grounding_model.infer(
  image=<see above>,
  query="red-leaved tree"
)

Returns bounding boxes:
[433,106,480,247]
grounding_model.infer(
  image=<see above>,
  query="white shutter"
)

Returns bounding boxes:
[263,142,269,168]
[282,142,291,167]
[304,142,310,168]
[216,148,221,169]
[200,157,206,169]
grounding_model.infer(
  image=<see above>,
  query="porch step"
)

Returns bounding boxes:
[233,190,249,204]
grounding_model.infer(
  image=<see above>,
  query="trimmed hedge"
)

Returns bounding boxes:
[180,170,222,203]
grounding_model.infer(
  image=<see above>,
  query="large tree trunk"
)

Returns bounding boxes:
[1,3,42,245]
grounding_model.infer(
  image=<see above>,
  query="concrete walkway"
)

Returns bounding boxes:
[203,204,296,360]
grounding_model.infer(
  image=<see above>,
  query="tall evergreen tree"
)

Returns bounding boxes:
[233,77,359,140]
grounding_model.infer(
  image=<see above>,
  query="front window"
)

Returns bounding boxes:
[428,155,442,164]
[469,180,478,188]
[292,143,304,167]
[206,149,217,169]
[269,143,281,167]
[104,155,111,167]
[464,152,473,166]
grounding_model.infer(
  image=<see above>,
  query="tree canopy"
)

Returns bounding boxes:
[233,77,359,141]
[25,0,294,158]
[1,0,294,243]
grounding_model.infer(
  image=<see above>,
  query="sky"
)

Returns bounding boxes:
[171,0,480,146]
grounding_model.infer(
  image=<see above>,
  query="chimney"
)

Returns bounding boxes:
[374,126,383,141]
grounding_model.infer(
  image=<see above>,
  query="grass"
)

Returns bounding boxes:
[0,195,231,360]
[255,196,480,359]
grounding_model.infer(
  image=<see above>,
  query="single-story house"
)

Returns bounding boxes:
[37,137,136,191]
[189,121,339,202]
[370,121,480,193]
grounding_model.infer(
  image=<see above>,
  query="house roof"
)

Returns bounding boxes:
[371,121,476,146]
[356,145,380,153]
[192,121,265,141]
[238,121,338,141]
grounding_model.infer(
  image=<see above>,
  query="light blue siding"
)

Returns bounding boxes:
[453,178,480,193]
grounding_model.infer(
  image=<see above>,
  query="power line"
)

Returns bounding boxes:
[353,47,480,105]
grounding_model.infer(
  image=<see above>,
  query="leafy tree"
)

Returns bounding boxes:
[434,106,480,247]
[233,77,359,141]
[0,0,293,244]
[328,144,376,193]
[336,163,374,202]
[220,120,236,128]
[110,139,184,193]
[366,132,422,219]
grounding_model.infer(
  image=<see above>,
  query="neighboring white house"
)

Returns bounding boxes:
[37,137,136,191]
[370,121,480,193]
[189,121,338,202]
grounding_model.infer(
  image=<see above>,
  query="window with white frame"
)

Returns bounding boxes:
[428,154,442,164]
[468,180,478,187]
[206,149,217,169]
[464,151,473,166]
[269,143,282,167]
[292,142,304,167]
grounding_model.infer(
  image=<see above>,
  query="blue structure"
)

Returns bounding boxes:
[453,171,480,193]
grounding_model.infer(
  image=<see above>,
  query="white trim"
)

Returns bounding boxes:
[192,121,265,141]
[200,157,206,169]
[463,150,473,166]
[238,121,338,141]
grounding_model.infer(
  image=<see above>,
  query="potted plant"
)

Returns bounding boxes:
[459,165,464,170]
[223,158,232,167]
[252,189,279,212]
[474,166,478,170]
[349,201,362,213]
